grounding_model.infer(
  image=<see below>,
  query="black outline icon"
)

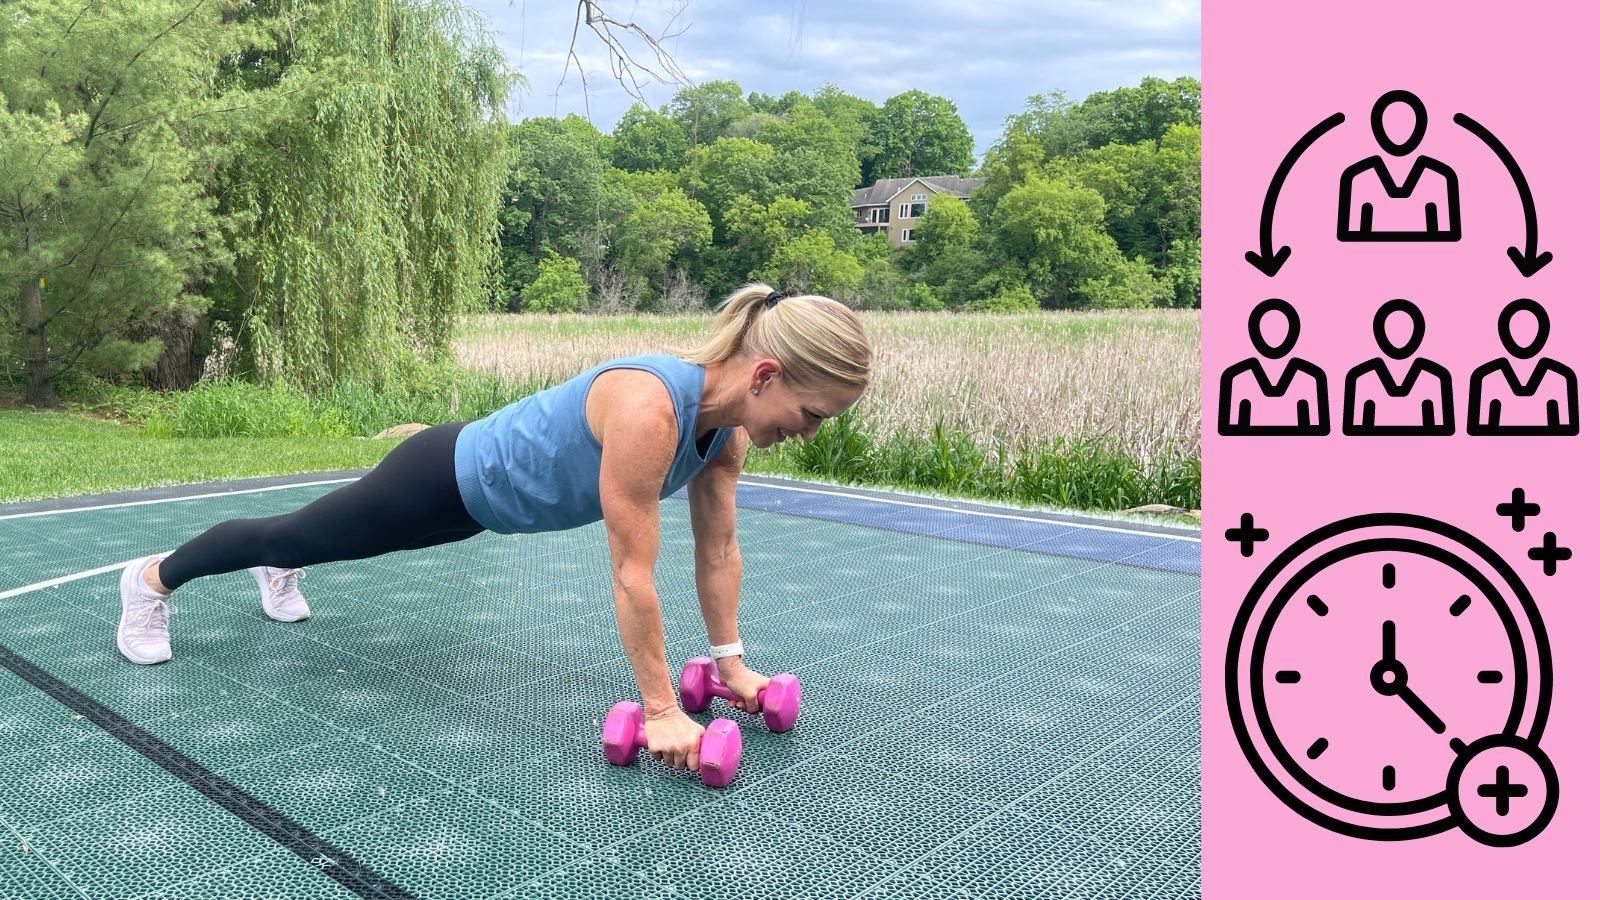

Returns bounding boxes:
[1343,299,1454,435]
[1226,512,1271,557]
[1495,488,1540,532]
[1246,93,1551,278]
[1246,114,1345,276]
[1446,735,1559,848]
[1453,114,1553,277]
[1226,513,1556,844]
[1467,299,1579,436]
[1338,91,1461,242]
[1218,299,1331,436]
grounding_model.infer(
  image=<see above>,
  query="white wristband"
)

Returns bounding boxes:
[709,640,744,660]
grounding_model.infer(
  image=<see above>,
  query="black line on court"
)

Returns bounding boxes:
[0,643,417,900]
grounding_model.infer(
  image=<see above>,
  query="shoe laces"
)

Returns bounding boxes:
[131,594,173,634]
[267,567,307,595]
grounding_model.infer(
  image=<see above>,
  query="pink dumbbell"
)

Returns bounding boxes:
[678,656,802,733]
[600,700,742,788]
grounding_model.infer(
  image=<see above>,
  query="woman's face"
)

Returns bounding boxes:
[747,369,864,449]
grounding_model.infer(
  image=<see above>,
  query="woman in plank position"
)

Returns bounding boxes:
[117,284,871,773]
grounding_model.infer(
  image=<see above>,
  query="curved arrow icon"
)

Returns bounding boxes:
[1246,113,1346,276]
[1454,112,1551,277]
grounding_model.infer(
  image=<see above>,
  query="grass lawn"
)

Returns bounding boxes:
[0,408,399,504]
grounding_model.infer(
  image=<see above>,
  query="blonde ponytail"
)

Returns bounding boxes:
[681,283,872,389]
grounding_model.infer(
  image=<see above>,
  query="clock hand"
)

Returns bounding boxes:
[1369,620,1447,732]
[1396,683,1447,734]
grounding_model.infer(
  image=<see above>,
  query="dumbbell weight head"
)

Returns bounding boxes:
[602,700,647,766]
[759,673,802,733]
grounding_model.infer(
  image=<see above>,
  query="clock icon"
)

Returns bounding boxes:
[1227,513,1557,844]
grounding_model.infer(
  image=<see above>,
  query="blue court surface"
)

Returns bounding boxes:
[0,474,1199,899]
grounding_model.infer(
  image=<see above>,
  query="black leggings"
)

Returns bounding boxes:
[160,422,485,590]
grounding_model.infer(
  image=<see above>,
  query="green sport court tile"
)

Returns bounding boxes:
[0,476,1198,898]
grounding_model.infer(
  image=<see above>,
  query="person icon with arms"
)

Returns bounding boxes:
[1337,90,1461,242]
[1344,298,1454,435]
[1467,298,1579,436]
[1219,298,1330,436]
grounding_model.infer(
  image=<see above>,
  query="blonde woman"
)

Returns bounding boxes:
[117,284,871,774]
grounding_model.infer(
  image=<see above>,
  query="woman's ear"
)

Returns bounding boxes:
[750,358,781,393]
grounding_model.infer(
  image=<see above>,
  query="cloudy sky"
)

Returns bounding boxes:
[458,0,1199,159]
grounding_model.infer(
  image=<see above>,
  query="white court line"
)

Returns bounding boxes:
[0,477,359,522]
[743,479,1201,542]
[2,474,1198,542]
[0,474,1196,602]
[0,561,128,601]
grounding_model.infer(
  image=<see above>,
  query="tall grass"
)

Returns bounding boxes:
[455,310,1201,511]
[48,311,1200,512]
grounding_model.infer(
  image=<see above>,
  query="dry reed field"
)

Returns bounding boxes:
[454,311,1200,465]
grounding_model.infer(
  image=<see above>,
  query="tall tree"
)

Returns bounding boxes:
[610,103,687,172]
[812,83,881,187]
[498,117,607,305]
[218,0,513,391]
[866,90,974,183]
[668,80,751,146]
[755,100,859,240]
[0,0,247,407]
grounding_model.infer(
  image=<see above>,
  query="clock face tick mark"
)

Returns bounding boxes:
[1308,737,1329,760]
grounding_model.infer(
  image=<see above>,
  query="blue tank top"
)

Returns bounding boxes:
[454,354,734,534]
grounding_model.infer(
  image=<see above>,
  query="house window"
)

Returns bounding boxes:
[909,203,926,218]
[870,207,889,223]
[898,203,909,218]
[911,193,927,201]
[902,228,917,242]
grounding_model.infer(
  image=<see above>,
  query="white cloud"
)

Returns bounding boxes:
[462,0,1199,152]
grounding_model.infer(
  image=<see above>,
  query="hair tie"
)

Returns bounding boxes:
[763,291,788,309]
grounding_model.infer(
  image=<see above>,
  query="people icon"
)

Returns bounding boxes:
[1467,299,1579,436]
[1338,90,1462,242]
[1344,299,1454,435]
[1219,298,1330,436]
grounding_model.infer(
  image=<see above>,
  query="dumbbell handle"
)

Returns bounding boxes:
[702,669,768,709]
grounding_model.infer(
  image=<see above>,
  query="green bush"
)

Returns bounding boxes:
[158,381,350,438]
[523,254,590,313]
[970,283,1040,313]
[897,282,944,311]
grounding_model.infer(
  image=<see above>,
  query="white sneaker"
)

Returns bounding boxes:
[249,565,310,622]
[118,555,173,665]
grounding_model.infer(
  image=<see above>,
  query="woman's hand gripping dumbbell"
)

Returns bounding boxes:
[679,656,802,732]
[601,701,743,787]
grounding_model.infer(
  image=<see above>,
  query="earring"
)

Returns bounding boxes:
[751,389,759,396]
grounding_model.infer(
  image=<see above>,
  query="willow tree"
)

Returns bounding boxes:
[219,0,512,392]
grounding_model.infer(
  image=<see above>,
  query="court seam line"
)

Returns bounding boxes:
[0,643,419,900]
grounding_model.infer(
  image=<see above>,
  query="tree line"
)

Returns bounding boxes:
[499,76,1199,315]
[1,0,1197,408]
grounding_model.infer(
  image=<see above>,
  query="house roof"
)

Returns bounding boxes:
[850,175,986,208]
